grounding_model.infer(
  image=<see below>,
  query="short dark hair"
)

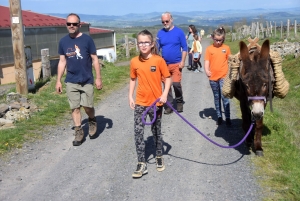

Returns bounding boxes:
[67,13,81,23]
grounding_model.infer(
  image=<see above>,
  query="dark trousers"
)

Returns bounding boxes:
[167,82,183,104]
[187,47,193,67]
[193,60,202,70]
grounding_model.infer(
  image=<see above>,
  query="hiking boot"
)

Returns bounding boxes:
[132,162,148,178]
[88,117,97,139]
[177,103,183,113]
[164,107,173,114]
[156,156,165,172]
[226,118,232,126]
[73,127,85,146]
[216,117,223,125]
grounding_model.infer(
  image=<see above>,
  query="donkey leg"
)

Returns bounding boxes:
[254,119,264,156]
[241,104,253,148]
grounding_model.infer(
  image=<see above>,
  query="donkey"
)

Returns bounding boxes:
[234,39,274,156]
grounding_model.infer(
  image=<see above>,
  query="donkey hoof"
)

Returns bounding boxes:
[255,150,264,156]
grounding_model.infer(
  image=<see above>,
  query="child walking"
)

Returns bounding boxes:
[189,34,203,72]
[128,30,172,178]
[204,27,232,126]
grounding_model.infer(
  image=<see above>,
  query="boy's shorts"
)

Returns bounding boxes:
[65,82,94,109]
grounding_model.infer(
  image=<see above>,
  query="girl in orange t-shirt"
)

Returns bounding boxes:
[204,27,231,126]
[128,30,171,178]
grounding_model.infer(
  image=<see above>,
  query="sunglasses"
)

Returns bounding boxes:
[161,20,170,24]
[66,22,80,26]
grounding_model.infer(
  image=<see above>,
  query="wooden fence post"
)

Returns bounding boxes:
[41,48,51,80]
[281,21,283,39]
[295,20,297,37]
[135,38,138,52]
[9,0,28,95]
[274,22,276,38]
[125,35,129,58]
[256,22,260,38]
[287,19,290,38]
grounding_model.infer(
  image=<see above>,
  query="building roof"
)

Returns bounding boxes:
[0,5,70,28]
[0,5,114,34]
[90,27,114,34]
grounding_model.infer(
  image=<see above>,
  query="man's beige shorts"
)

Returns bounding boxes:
[65,83,94,109]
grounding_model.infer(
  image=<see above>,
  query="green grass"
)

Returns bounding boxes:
[0,62,130,155]
[227,39,300,200]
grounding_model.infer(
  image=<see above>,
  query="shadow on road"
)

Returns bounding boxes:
[81,115,113,139]
[145,136,172,164]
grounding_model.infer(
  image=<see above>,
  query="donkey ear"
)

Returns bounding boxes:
[260,39,270,60]
[239,41,249,61]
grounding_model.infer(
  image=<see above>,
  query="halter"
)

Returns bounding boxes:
[248,96,266,103]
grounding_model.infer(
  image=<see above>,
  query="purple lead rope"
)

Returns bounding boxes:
[142,98,254,149]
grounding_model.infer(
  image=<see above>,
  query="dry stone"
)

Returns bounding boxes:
[0,92,37,129]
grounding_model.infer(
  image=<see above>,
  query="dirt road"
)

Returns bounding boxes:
[0,39,263,201]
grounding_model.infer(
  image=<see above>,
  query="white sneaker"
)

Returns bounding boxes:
[132,162,148,178]
[156,156,165,172]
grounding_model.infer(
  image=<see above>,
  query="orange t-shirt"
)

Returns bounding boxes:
[204,44,231,81]
[130,55,170,107]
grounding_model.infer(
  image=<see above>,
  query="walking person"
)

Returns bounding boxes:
[186,24,201,71]
[56,13,102,146]
[204,27,232,126]
[157,11,187,114]
[189,34,203,72]
[129,30,171,178]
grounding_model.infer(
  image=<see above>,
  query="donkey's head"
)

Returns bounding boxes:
[239,39,270,120]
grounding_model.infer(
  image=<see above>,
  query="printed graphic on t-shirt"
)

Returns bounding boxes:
[65,45,83,59]
[222,49,226,53]
[150,66,156,72]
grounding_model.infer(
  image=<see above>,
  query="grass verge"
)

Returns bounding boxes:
[0,61,130,155]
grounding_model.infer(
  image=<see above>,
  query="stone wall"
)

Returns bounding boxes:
[270,40,300,58]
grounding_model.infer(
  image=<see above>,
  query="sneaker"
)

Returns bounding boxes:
[88,117,97,139]
[194,69,200,73]
[216,117,223,125]
[73,127,85,146]
[156,156,165,172]
[199,68,204,72]
[132,162,148,178]
[226,118,232,126]
[164,107,173,114]
[177,103,183,113]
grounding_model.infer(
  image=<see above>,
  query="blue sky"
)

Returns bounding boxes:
[1,0,299,15]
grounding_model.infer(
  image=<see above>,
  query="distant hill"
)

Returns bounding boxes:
[48,7,300,28]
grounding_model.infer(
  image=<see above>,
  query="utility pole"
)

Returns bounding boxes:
[9,0,28,95]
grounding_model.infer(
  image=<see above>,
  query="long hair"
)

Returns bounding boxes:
[137,29,158,62]
[189,24,197,34]
[212,26,226,39]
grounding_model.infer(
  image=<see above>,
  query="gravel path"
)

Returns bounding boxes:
[0,39,263,201]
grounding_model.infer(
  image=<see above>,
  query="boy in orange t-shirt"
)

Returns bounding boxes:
[204,27,231,126]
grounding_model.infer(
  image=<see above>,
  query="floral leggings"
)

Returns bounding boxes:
[134,105,164,163]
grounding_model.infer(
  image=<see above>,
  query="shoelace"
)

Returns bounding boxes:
[136,164,143,171]
[156,158,163,166]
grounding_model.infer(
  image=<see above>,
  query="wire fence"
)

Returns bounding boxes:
[231,19,299,41]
